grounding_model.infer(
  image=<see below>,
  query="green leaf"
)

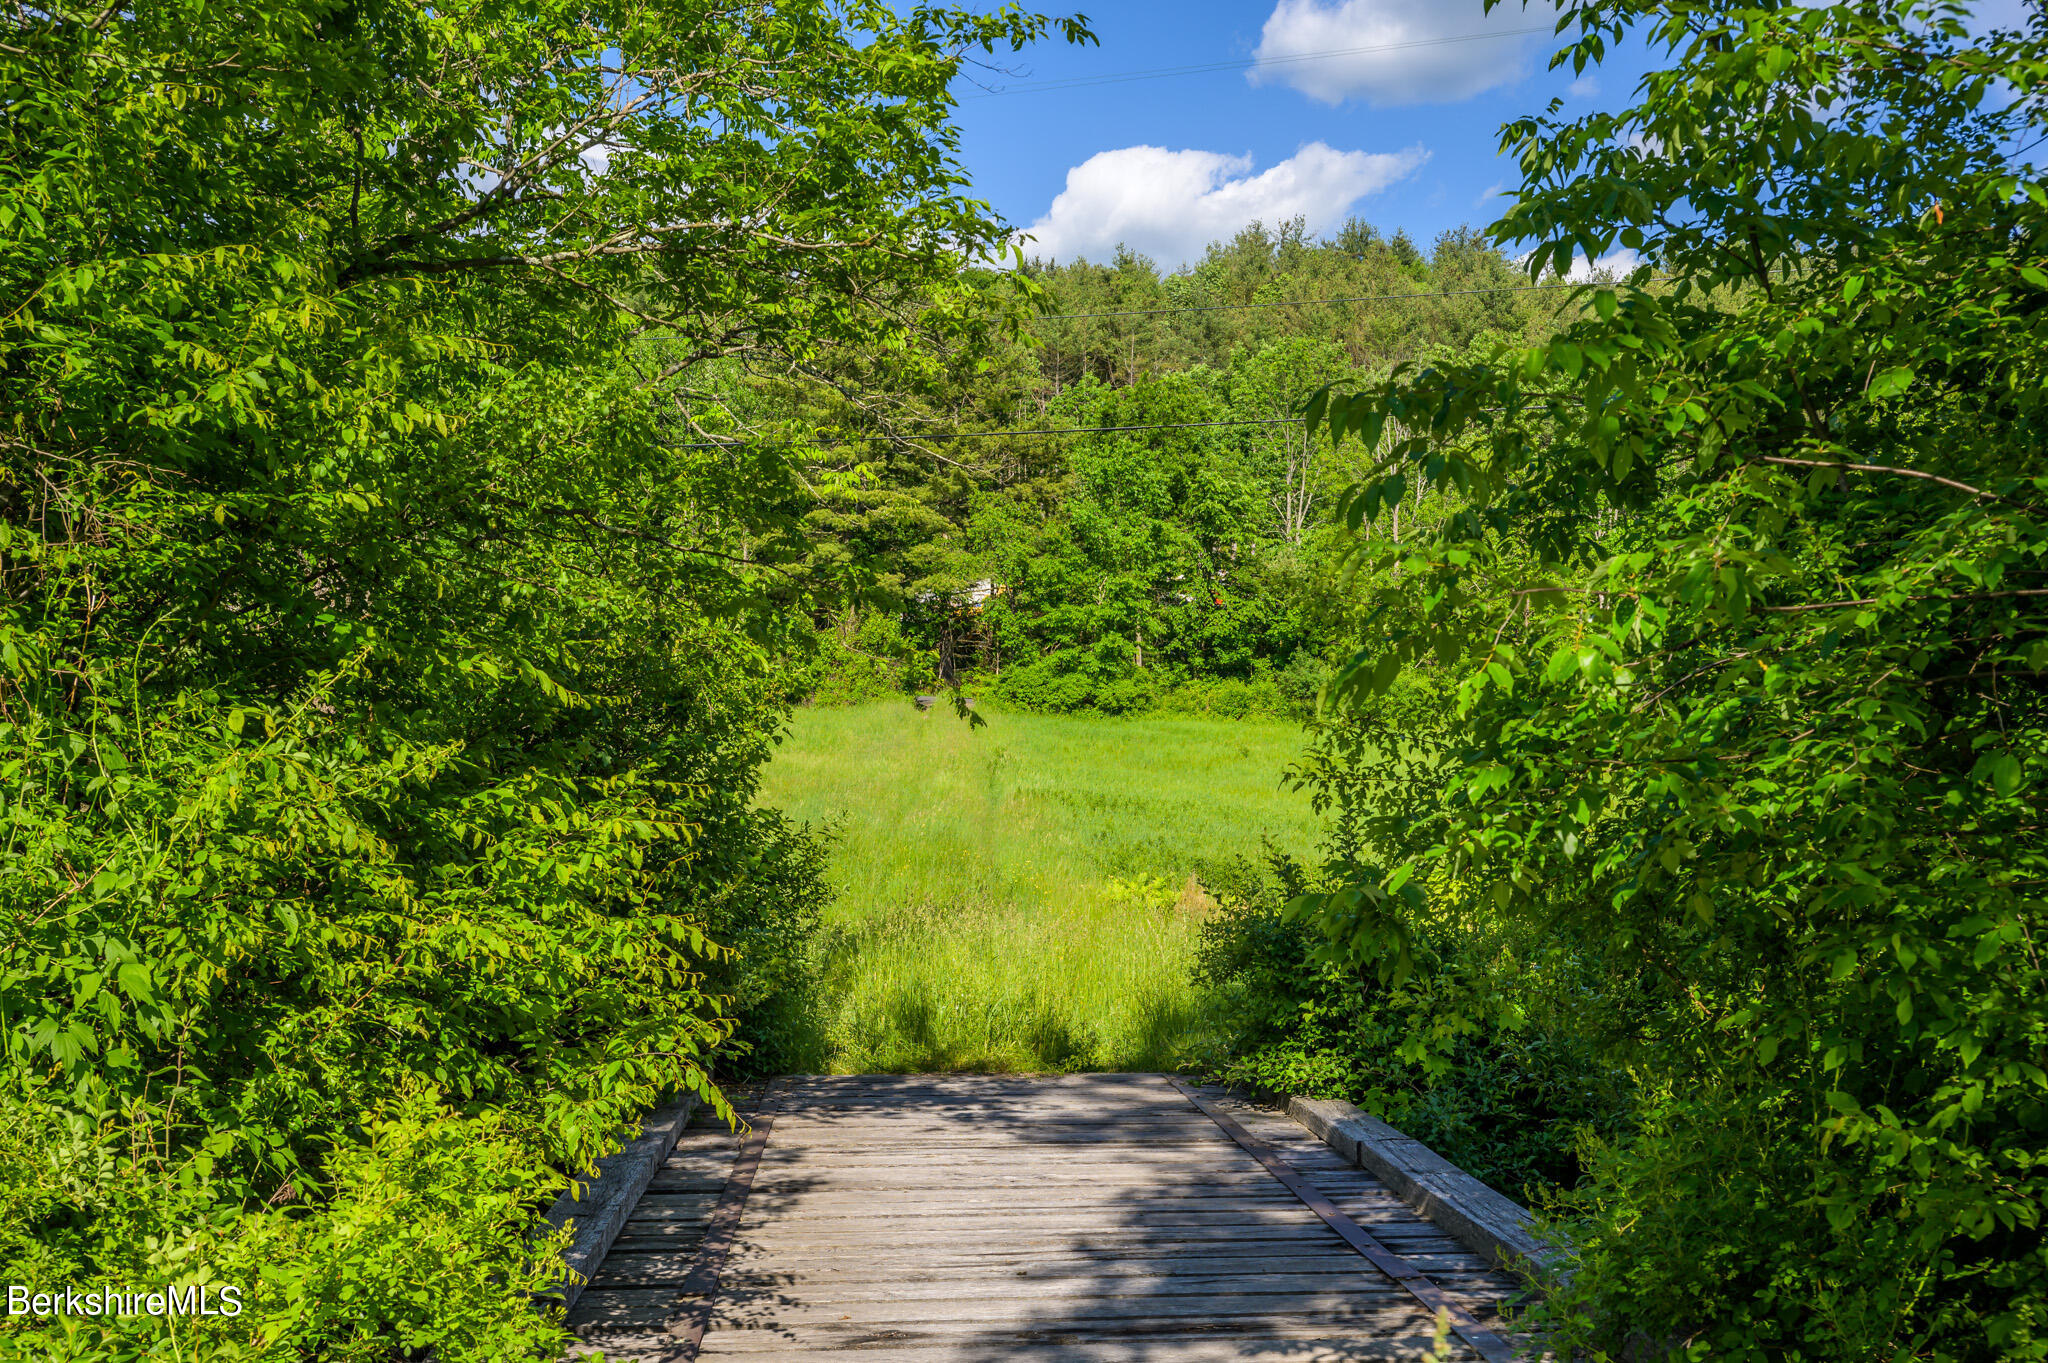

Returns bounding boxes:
[1972,750,2021,796]
[116,962,153,1001]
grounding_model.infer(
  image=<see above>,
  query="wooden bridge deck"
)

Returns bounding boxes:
[567,1073,1528,1362]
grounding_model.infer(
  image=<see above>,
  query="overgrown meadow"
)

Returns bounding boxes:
[756,701,1321,1073]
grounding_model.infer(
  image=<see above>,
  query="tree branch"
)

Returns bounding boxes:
[1757,455,2026,506]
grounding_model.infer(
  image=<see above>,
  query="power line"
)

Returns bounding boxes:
[961,27,1552,98]
[677,417,1301,450]
[1034,277,1656,322]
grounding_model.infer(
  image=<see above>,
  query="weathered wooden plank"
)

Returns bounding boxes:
[575,1307,1501,1359]
[664,1147,747,1164]
[756,1145,1357,1163]
[749,1155,1353,1171]
[1286,1094,1564,1283]
[732,1172,1396,1195]
[716,1233,1374,1255]
[606,1270,1432,1300]
[721,1190,1312,1212]
[748,1154,1360,1176]
[631,1191,724,1208]
[618,1207,715,1224]
[571,1330,1477,1363]
[579,1308,1492,1346]
[745,1155,1370,1174]
[574,1286,1452,1328]
[708,1209,1337,1234]
[687,1335,1473,1362]
[562,1074,1527,1363]
[707,1249,1498,1277]
[608,1251,1389,1283]
[541,1092,700,1316]
[717,1213,1438,1239]
[652,1169,742,1186]
[713,1291,1440,1322]
[717,1213,1374,1234]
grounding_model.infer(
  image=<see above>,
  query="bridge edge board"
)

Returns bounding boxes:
[1284,1094,1571,1286]
[543,1091,704,1315]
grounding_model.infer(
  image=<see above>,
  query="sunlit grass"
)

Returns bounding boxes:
[755,700,1323,1073]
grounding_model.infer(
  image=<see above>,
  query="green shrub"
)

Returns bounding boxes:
[990,643,1156,714]
[690,808,834,1077]
[806,615,917,706]
[1296,4,2048,1354]
[0,1082,577,1362]
[1192,848,1628,1203]
[0,0,1073,1355]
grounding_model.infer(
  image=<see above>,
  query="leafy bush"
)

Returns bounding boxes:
[1152,654,1329,721]
[990,640,1157,714]
[0,0,1078,1355]
[1192,788,1630,1203]
[807,614,919,706]
[689,808,833,1077]
[0,1080,573,1362]
[1296,3,2048,1356]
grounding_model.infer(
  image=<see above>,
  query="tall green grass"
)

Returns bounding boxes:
[755,701,1322,1073]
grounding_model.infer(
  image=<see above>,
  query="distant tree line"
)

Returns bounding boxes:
[797,219,1597,716]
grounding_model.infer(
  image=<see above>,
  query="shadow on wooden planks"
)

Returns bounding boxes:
[564,1073,1537,1362]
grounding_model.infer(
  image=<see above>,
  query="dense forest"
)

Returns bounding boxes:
[799,221,1573,716]
[4,0,2045,1361]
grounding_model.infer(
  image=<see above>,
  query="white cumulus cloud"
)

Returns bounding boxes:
[1565,247,1641,282]
[1511,246,1643,282]
[1250,0,1552,106]
[1017,142,1427,269]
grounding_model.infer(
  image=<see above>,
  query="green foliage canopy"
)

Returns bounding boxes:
[0,0,1079,1355]
[797,222,1577,715]
[1304,1,2048,1355]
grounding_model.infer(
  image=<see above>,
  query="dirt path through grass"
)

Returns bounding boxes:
[756,701,1322,1072]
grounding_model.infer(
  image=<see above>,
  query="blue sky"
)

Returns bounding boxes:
[946,1,1651,271]
[946,0,2036,272]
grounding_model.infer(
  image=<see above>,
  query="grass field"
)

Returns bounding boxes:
[755,701,1324,1073]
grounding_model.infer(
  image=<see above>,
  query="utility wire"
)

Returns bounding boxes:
[677,417,1301,450]
[1035,277,1660,321]
[962,27,1552,98]
[899,417,1300,442]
